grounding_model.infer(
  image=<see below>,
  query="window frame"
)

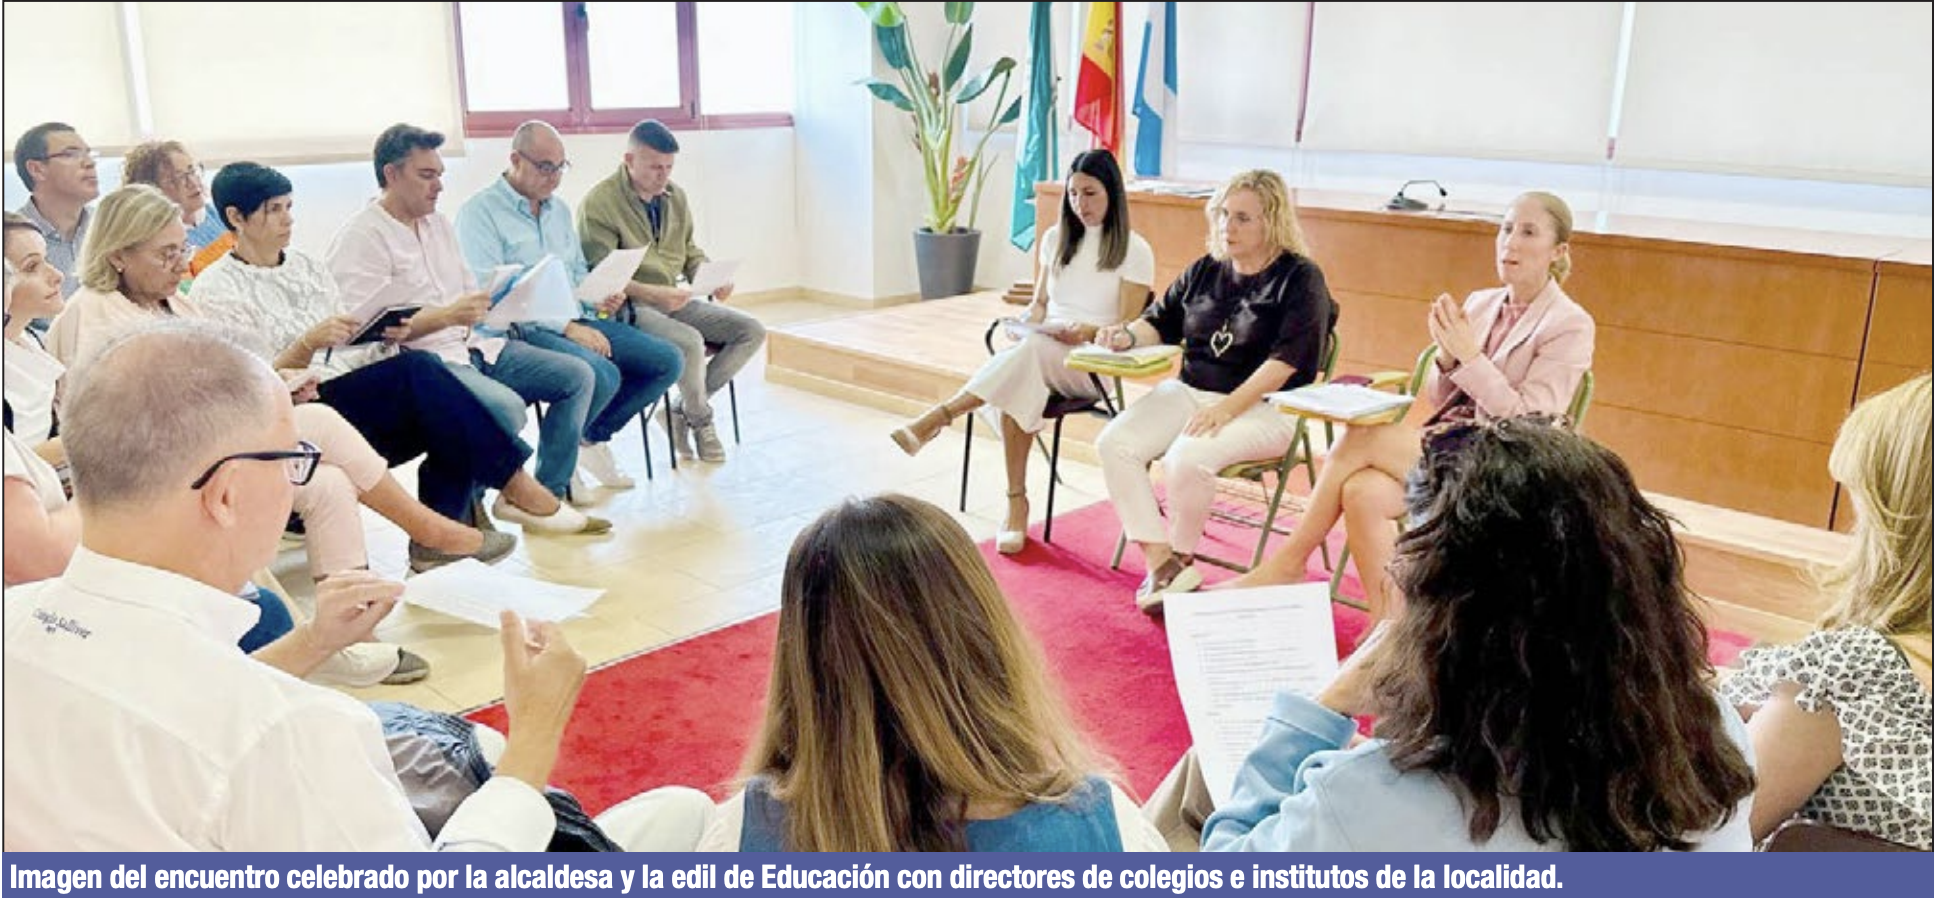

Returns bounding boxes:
[453,1,792,138]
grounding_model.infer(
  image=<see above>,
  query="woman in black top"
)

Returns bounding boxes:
[1094,170,1336,613]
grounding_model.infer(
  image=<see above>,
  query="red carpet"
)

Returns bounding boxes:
[470,499,1751,815]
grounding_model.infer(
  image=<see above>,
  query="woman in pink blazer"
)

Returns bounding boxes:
[1228,191,1595,620]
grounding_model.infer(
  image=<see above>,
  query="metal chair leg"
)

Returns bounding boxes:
[1111,531,1128,570]
[727,380,741,444]
[1044,417,1066,544]
[663,402,679,471]
[959,411,974,513]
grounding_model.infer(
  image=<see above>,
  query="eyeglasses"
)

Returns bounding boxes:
[189,440,322,489]
[516,150,571,177]
[37,146,98,164]
[163,163,206,189]
[135,243,189,270]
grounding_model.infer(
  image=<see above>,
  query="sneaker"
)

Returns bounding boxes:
[1135,554,1203,616]
[578,442,636,489]
[382,649,432,685]
[667,408,696,461]
[692,422,727,463]
[408,530,518,574]
[568,472,592,501]
[490,496,613,535]
[309,642,404,687]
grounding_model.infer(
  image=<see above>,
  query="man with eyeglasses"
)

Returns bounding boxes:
[123,140,228,269]
[455,120,684,493]
[12,122,100,298]
[0,323,701,850]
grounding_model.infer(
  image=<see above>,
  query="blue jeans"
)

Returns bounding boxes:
[237,583,296,653]
[456,340,598,497]
[518,319,684,444]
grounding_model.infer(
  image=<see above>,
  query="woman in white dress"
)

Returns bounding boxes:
[890,150,1154,554]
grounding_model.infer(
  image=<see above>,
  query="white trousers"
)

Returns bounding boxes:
[1097,380,1299,555]
[962,333,1104,434]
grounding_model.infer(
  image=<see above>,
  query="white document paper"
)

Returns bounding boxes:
[483,255,580,328]
[1268,382,1415,421]
[685,259,740,298]
[1163,583,1341,808]
[402,559,604,629]
[576,246,649,303]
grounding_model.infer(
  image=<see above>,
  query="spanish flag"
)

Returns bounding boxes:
[1073,1,1122,155]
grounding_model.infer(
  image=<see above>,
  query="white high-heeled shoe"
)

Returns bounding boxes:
[996,490,1028,555]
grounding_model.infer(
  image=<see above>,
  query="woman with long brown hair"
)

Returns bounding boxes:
[1204,418,1754,851]
[699,494,1164,851]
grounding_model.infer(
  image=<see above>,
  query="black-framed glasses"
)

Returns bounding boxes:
[189,440,322,489]
[37,146,98,163]
[516,150,571,177]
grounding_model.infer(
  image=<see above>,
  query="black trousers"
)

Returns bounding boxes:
[318,351,532,521]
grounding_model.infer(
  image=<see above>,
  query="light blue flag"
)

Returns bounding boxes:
[1132,1,1178,178]
[1010,0,1058,252]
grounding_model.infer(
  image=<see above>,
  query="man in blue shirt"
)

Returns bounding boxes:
[456,121,682,491]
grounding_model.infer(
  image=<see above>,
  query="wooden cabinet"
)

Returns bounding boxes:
[1036,184,1932,528]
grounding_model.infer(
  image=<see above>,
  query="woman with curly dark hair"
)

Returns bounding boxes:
[1203,417,1755,851]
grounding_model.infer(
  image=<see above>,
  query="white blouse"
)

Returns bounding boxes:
[188,249,387,378]
[4,332,64,444]
[1038,225,1156,326]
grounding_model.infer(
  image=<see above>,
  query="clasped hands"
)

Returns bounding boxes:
[1427,292,1481,364]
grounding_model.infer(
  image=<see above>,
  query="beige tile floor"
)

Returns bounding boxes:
[273,296,1121,713]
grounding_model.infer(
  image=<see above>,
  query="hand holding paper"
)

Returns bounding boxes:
[483,255,580,329]
[577,246,649,305]
[686,259,739,299]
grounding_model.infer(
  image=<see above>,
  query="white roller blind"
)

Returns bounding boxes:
[2,2,141,152]
[137,2,464,161]
[1617,2,1933,185]
[1173,1,1309,147]
[1301,2,1623,162]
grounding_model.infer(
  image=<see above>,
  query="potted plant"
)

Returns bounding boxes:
[857,1,1020,299]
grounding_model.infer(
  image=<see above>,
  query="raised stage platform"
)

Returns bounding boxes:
[764,291,1848,644]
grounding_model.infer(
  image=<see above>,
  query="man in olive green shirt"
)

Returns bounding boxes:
[577,120,766,463]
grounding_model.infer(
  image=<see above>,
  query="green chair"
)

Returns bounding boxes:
[1110,330,1341,574]
[1326,345,1594,608]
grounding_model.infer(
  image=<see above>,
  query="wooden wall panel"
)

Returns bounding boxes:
[1590,406,1836,525]
[1564,242,1873,356]
[1299,211,1497,300]
[1591,329,1859,443]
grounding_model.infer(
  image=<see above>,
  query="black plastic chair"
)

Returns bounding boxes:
[958,319,1126,545]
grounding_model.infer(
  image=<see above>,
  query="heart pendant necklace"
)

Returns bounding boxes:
[1210,324,1235,358]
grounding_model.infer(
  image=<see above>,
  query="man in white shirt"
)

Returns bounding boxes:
[2,324,605,850]
[326,124,607,534]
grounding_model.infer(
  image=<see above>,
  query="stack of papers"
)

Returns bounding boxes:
[1066,343,1180,370]
[1164,584,1342,807]
[483,255,579,328]
[1268,382,1414,422]
[402,559,604,629]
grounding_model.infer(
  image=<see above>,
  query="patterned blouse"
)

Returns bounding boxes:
[186,249,389,377]
[1721,626,1934,849]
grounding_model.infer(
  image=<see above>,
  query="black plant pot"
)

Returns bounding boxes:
[912,227,981,299]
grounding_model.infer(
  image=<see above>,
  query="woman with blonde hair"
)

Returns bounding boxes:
[1229,191,1595,622]
[1093,169,1336,611]
[1722,374,1934,850]
[44,185,521,684]
[699,493,1164,851]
